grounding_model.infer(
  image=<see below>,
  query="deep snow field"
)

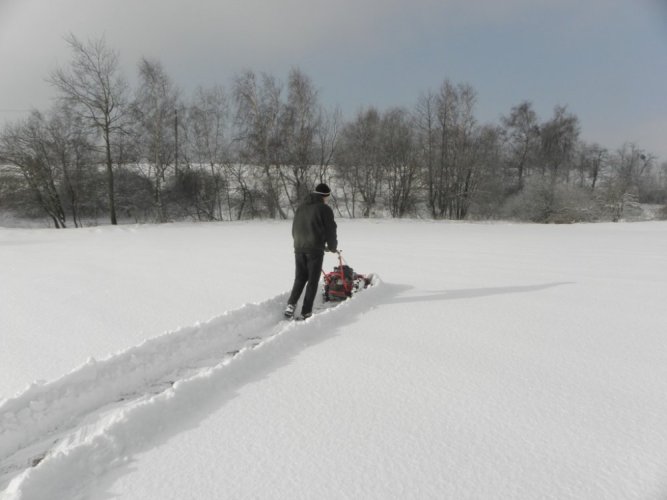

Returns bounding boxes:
[1,219,667,499]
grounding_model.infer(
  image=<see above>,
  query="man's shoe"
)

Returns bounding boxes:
[284,304,296,319]
[296,312,312,321]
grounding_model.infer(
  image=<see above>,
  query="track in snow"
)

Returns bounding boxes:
[0,275,381,499]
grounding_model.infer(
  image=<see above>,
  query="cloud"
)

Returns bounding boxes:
[1,0,665,161]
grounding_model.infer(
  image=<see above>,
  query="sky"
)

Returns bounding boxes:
[1,0,666,159]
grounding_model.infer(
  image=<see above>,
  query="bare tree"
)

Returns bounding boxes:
[48,33,128,225]
[233,70,286,218]
[186,85,232,220]
[463,124,503,219]
[447,82,478,220]
[414,91,438,216]
[538,105,580,182]
[0,112,68,227]
[599,143,654,221]
[423,80,480,219]
[44,104,95,227]
[315,105,341,182]
[335,107,383,217]
[380,108,417,217]
[278,68,322,211]
[132,57,180,222]
[500,101,540,193]
[573,142,606,191]
[467,125,506,219]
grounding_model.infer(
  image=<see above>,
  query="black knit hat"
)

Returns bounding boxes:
[313,183,331,197]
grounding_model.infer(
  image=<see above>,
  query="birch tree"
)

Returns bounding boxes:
[336,108,384,217]
[132,58,180,222]
[233,71,286,218]
[48,33,128,225]
[414,91,438,217]
[184,85,232,219]
[278,68,321,211]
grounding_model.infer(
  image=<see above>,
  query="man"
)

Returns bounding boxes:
[284,183,338,320]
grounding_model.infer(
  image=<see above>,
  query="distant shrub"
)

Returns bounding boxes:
[658,205,667,220]
[502,177,598,223]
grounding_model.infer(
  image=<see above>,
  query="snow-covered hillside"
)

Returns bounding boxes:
[2,220,667,499]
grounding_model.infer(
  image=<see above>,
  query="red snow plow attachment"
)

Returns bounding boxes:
[322,251,372,302]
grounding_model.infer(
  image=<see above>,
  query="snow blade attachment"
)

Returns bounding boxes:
[322,251,371,302]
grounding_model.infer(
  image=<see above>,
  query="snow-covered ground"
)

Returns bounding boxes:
[1,219,667,499]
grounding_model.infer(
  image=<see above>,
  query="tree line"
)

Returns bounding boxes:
[1,34,666,228]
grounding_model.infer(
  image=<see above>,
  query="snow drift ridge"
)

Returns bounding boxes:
[1,274,381,498]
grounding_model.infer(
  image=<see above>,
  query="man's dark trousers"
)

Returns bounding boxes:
[287,252,324,316]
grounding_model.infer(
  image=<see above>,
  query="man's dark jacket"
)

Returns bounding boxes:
[292,194,337,253]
